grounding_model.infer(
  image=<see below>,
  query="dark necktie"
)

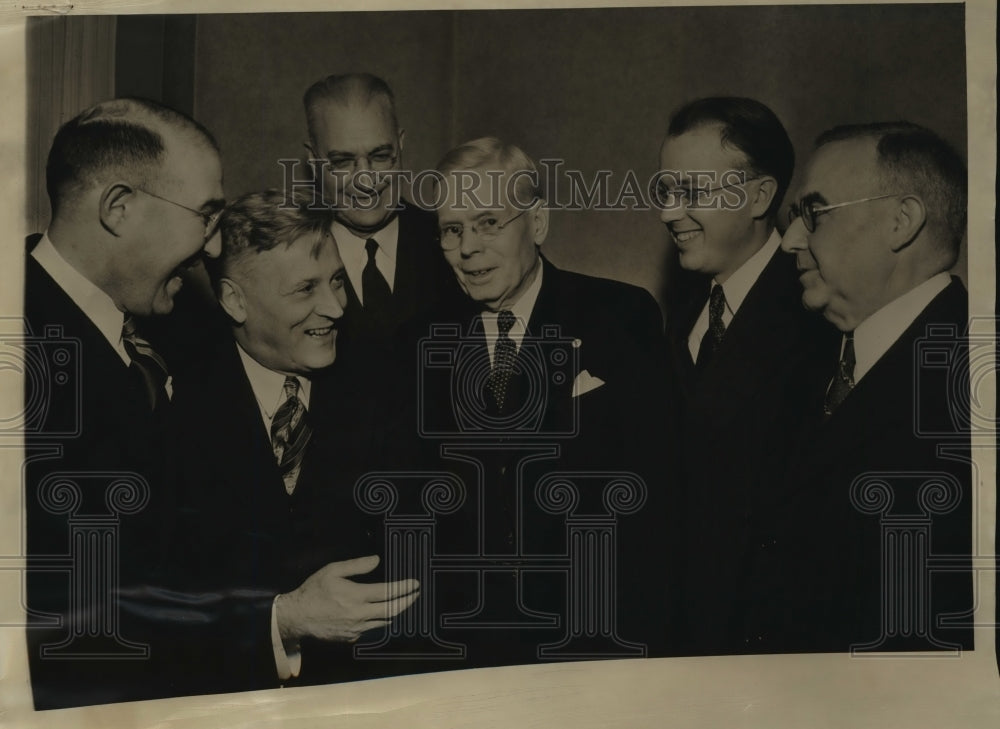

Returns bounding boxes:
[488,310,518,410]
[362,238,393,324]
[121,316,169,411]
[695,284,727,371]
[824,333,856,416]
[271,376,312,494]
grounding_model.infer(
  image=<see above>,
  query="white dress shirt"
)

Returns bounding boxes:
[332,216,400,303]
[480,260,544,364]
[687,229,782,362]
[851,272,951,384]
[234,343,311,682]
[31,233,130,365]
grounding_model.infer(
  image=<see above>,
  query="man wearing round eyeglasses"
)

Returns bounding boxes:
[24,97,226,709]
[654,97,838,656]
[303,73,459,349]
[766,122,972,654]
[415,137,669,668]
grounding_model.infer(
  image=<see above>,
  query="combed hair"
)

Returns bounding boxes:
[434,136,543,207]
[816,122,967,261]
[208,189,334,290]
[45,97,218,215]
[666,97,794,219]
[303,72,398,146]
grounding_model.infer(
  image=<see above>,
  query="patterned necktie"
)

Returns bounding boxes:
[121,316,169,411]
[362,238,393,324]
[271,376,312,494]
[824,333,856,416]
[695,284,727,371]
[488,310,518,410]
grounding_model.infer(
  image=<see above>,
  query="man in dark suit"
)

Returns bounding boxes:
[655,98,838,655]
[302,72,461,352]
[165,190,420,696]
[759,122,973,653]
[403,137,670,667]
[23,98,227,709]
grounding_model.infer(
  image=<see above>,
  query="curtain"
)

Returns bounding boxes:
[26,16,116,232]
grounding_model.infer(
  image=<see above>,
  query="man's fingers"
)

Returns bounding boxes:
[322,555,380,579]
[351,589,421,621]
[356,578,420,603]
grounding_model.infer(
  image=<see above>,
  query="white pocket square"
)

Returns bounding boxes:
[571,370,605,397]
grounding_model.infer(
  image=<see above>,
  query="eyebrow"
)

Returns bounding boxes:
[800,191,828,207]
[326,143,395,158]
[200,197,227,214]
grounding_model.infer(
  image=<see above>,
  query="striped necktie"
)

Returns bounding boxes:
[824,332,856,416]
[271,376,312,494]
[121,316,169,411]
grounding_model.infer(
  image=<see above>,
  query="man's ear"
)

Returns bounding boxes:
[888,194,926,252]
[531,201,550,247]
[748,176,778,219]
[98,182,134,236]
[218,277,248,325]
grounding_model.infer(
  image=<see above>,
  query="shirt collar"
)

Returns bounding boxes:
[31,232,128,363]
[331,215,400,265]
[713,229,781,318]
[481,257,545,338]
[235,342,312,419]
[852,272,951,382]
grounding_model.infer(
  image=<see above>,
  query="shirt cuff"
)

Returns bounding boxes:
[271,594,302,681]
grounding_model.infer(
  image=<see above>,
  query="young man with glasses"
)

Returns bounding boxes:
[24,97,225,709]
[766,122,973,654]
[655,97,838,656]
[302,72,460,349]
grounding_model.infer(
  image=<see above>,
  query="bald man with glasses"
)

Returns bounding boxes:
[752,121,974,654]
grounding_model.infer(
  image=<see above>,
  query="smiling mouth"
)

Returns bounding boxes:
[305,325,335,337]
[671,229,701,244]
[463,267,496,279]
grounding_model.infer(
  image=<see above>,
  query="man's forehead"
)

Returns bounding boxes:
[441,169,511,212]
[659,124,746,173]
[803,137,879,196]
[312,99,396,144]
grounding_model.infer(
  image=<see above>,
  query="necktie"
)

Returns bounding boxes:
[695,284,727,371]
[362,238,393,325]
[824,333,856,416]
[121,316,169,411]
[488,310,518,410]
[271,376,312,494]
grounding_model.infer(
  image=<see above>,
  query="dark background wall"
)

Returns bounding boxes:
[113,5,969,305]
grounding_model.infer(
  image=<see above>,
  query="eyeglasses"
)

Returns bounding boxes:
[788,194,900,232]
[651,174,760,209]
[438,201,539,250]
[134,187,223,241]
[323,147,400,173]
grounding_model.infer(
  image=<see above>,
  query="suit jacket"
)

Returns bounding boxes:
[336,199,463,353]
[162,336,417,696]
[664,247,840,655]
[745,277,974,653]
[23,244,176,709]
[407,257,674,666]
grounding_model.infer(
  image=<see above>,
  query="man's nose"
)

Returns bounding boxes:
[317,282,347,319]
[658,197,687,224]
[202,228,222,258]
[781,215,808,253]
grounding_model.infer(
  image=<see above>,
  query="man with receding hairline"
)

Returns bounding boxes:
[24,97,226,709]
[302,72,460,351]
[759,121,974,653]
